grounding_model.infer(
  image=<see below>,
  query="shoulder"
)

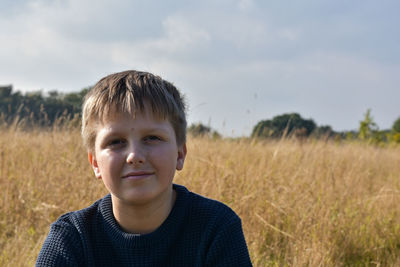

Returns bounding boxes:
[54,195,106,228]
[36,195,109,266]
[176,184,238,214]
[46,195,109,246]
[173,184,252,266]
[174,184,241,229]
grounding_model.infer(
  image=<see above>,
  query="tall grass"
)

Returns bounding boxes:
[0,128,399,266]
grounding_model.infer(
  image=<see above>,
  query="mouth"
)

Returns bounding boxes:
[122,171,154,180]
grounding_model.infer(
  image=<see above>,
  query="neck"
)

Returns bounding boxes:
[111,188,176,234]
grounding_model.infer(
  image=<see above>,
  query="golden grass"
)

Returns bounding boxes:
[0,129,399,266]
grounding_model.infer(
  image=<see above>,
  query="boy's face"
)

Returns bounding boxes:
[88,108,186,205]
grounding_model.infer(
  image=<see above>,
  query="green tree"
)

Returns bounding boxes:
[188,123,221,138]
[252,113,316,138]
[0,85,90,127]
[358,109,378,140]
[0,85,12,98]
[392,117,400,143]
[313,125,335,138]
[393,117,400,133]
[0,85,25,123]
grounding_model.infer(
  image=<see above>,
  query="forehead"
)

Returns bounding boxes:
[101,102,166,123]
[95,107,172,132]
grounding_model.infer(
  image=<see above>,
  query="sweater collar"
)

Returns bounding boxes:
[99,184,189,248]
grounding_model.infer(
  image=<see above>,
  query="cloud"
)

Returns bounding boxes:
[161,16,211,52]
[110,15,211,70]
[237,0,254,11]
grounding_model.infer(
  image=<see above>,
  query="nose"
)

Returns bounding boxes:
[126,144,146,165]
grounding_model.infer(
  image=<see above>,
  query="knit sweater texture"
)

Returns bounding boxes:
[36,184,252,266]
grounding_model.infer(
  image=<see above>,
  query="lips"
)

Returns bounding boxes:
[122,171,154,179]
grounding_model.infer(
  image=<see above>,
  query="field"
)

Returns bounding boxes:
[0,128,400,266]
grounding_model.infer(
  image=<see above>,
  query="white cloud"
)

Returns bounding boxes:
[237,0,254,11]
[278,28,301,41]
[216,16,269,48]
[161,16,211,51]
[110,15,211,69]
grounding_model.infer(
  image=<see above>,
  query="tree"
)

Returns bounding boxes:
[188,123,221,138]
[358,109,378,140]
[393,117,400,133]
[252,113,316,138]
[0,85,12,98]
[392,117,400,143]
[312,125,335,138]
[0,85,24,123]
[0,86,90,127]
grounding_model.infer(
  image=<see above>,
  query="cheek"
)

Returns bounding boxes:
[98,153,124,176]
[150,146,178,170]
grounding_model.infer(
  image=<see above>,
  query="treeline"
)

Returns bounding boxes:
[190,111,400,144]
[0,85,89,127]
[1,85,400,144]
[249,110,400,144]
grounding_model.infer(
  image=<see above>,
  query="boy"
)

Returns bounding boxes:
[36,70,252,266]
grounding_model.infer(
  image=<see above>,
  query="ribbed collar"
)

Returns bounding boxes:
[99,184,189,248]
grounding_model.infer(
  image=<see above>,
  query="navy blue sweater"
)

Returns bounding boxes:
[36,184,252,266]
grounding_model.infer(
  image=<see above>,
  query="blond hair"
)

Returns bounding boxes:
[81,70,187,152]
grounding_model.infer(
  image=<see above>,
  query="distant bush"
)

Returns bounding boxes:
[188,123,221,139]
[393,117,400,133]
[252,113,316,138]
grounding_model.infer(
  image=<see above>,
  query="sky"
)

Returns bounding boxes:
[1,0,399,136]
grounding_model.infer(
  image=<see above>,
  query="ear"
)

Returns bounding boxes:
[176,143,187,171]
[88,152,102,179]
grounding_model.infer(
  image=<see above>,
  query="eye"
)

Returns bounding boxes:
[144,135,162,143]
[107,138,126,148]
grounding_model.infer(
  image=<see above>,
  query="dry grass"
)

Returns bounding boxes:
[0,128,399,266]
